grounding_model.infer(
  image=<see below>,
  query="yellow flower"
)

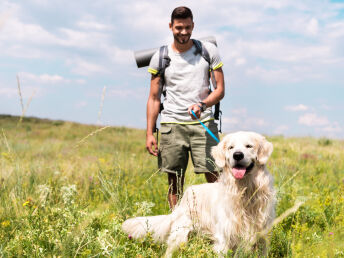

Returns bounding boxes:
[98,158,105,163]
[1,220,10,227]
[23,198,33,207]
[1,152,13,162]
[179,242,186,251]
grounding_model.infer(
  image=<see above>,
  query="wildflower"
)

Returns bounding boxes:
[61,185,77,204]
[1,152,13,162]
[1,220,10,227]
[134,201,155,216]
[98,158,105,163]
[128,235,132,240]
[23,198,33,207]
[97,229,113,255]
[329,232,334,236]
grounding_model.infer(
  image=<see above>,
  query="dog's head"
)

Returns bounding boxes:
[211,131,273,179]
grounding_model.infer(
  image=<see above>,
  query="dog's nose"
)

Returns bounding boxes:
[233,151,244,161]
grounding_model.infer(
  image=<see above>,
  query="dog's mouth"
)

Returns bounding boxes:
[231,162,255,179]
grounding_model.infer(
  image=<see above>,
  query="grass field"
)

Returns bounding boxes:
[0,114,343,257]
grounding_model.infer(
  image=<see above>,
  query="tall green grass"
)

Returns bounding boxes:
[0,115,343,257]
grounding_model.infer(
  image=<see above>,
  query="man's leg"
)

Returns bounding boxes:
[159,124,189,209]
[190,121,220,181]
[167,172,185,210]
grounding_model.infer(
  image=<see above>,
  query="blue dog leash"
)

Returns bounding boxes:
[191,110,220,143]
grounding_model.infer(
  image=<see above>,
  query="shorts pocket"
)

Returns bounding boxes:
[160,125,173,145]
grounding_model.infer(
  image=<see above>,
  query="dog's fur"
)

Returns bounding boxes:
[122,131,276,256]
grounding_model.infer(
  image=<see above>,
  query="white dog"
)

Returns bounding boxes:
[122,131,276,256]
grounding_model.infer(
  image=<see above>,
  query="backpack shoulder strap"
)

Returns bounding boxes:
[192,39,222,129]
[157,45,170,76]
[157,45,170,98]
[192,39,211,66]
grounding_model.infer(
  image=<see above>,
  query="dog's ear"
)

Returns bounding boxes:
[257,136,273,165]
[211,136,229,168]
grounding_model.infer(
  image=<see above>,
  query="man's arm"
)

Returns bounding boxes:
[146,74,161,156]
[188,67,225,119]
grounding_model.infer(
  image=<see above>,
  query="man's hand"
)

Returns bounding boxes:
[188,103,202,120]
[146,134,158,156]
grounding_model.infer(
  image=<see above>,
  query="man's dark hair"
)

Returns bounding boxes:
[171,6,193,24]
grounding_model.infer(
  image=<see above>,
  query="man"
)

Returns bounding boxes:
[146,6,225,209]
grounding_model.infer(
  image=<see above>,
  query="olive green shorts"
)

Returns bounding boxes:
[158,120,219,175]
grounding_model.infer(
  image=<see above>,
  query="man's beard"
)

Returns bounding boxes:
[174,34,191,44]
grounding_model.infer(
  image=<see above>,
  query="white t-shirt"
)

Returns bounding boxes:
[148,41,223,124]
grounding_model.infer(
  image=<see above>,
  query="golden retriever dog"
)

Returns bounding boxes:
[122,131,276,256]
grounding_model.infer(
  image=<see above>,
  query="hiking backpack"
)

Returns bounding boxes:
[156,39,222,132]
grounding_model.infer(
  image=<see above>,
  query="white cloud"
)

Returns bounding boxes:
[240,40,331,63]
[231,108,247,115]
[0,16,58,45]
[274,125,289,134]
[246,66,293,82]
[0,5,126,62]
[0,87,17,98]
[75,79,86,84]
[106,46,133,65]
[250,118,266,127]
[322,123,342,133]
[77,18,111,31]
[75,101,87,108]
[57,28,110,49]
[320,104,332,110]
[66,58,109,76]
[3,44,48,59]
[235,58,246,66]
[120,2,168,35]
[306,18,319,36]
[326,21,344,39]
[222,115,266,130]
[298,113,329,126]
[0,12,10,30]
[19,72,66,84]
[285,104,309,111]
[0,83,42,99]
[107,88,146,99]
[223,117,239,125]
[18,72,84,85]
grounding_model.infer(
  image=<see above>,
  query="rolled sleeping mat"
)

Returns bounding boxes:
[134,36,217,68]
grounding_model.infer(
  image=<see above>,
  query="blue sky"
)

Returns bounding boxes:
[1,0,344,138]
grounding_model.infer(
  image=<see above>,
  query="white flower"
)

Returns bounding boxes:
[60,185,77,204]
[134,201,155,216]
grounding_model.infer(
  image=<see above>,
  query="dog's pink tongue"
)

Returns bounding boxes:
[232,167,246,179]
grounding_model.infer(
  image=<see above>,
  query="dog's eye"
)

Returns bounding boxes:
[229,146,234,150]
[246,144,253,148]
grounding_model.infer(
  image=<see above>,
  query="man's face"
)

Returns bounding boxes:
[169,18,194,45]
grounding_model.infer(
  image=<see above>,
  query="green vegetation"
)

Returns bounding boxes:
[0,114,343,257]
